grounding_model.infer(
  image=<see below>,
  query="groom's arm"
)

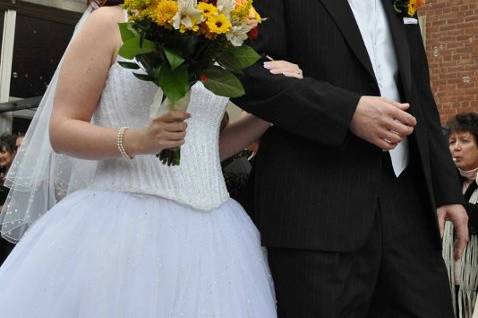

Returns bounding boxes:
[232,0,361,149]
[413,21,463,206]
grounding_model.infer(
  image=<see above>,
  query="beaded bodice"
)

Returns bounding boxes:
[90,62,230,210]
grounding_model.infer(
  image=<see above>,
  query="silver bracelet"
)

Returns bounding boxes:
[117,127,133,159]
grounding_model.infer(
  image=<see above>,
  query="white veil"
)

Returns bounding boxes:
[0,4,99,243]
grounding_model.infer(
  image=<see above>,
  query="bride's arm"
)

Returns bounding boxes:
[219,113,269,160]
[219,60,303,160]
[50,7,188,160]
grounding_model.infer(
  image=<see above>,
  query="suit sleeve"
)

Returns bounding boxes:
[231,0,361,149]
[414,20,464,207]
[465,202,478,229]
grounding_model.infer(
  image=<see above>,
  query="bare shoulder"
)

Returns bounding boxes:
[75,6,125,58]
[89,5,125,25]
[85,6,125,34]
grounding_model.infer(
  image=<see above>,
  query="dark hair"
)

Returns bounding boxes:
[446,112,478,143]
[87,0,124,6]
[0,134,17,154]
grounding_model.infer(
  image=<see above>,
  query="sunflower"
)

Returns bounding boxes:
[206,13,232,34]
[407,0,417,16]
[152,0,178,26]
[197,2,218,19]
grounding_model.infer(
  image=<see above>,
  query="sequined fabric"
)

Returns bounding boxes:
[90,62,230,211]
[0,190,277,317]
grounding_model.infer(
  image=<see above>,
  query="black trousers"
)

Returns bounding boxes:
[268,155,454,317]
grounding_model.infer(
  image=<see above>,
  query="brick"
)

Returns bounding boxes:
[419,0,478,123]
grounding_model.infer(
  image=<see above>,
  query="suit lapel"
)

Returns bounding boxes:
[320,0,413,99]
[319,0,376,82]
[381,0,413,96]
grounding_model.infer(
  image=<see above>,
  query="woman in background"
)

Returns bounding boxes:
[445,112,478,318]
[0,133,17,265]
[0,133,17,175]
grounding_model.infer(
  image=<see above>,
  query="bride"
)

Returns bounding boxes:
[0,1,304,317]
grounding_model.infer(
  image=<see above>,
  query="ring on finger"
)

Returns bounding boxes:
[389,129,400,136]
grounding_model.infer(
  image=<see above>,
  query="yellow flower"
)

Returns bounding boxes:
[231,0,251,20]
[248,6,261,22]
[197,2,218,19]
[408,0,417,16]
[235,0,248,6]
[123,0,153,11]
[206,13,232,34]
[152,0,178,25]
[179,23,200,33]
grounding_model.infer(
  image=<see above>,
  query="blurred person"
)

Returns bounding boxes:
[445,112,478,318]
[0,134,17,265]
[221,110,270,204]
[15,133,24,150]
[220,111,250,202]
[0,134,18,205]
[0,134,17,173]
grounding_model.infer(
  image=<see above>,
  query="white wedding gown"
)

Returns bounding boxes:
[0,61,277,317]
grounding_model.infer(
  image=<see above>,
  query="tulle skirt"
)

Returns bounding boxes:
[0,190,277,317]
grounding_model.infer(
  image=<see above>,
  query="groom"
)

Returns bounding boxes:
[233,0,469,317]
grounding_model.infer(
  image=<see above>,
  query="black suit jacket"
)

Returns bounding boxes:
[232,0,464,252]
[464,180,478,232]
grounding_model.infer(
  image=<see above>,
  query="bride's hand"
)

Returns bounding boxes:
[263,60,303,79]
[126,111,190,156]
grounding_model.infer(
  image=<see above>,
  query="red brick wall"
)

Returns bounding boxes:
[419,0,478,123]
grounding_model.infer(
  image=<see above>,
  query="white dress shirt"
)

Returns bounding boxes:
[348,0,409,177]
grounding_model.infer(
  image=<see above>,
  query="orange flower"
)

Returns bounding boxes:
[235,0,248,7]
[416,0,426,8]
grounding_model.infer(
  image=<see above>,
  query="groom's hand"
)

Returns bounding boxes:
[438,204,469,261]
[350,96,417,150]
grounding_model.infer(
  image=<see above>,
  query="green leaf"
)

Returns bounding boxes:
[118,37,156,59]
[158,64,189,103]
[133,73,153,81]
[216,45,261,72]
[202,66,245,98]
[118,61,140,70]
[118,22,137,42]
[163,47,185,70]
[153,65,163,86]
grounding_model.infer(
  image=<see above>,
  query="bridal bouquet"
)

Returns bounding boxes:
[118,0,262,165]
